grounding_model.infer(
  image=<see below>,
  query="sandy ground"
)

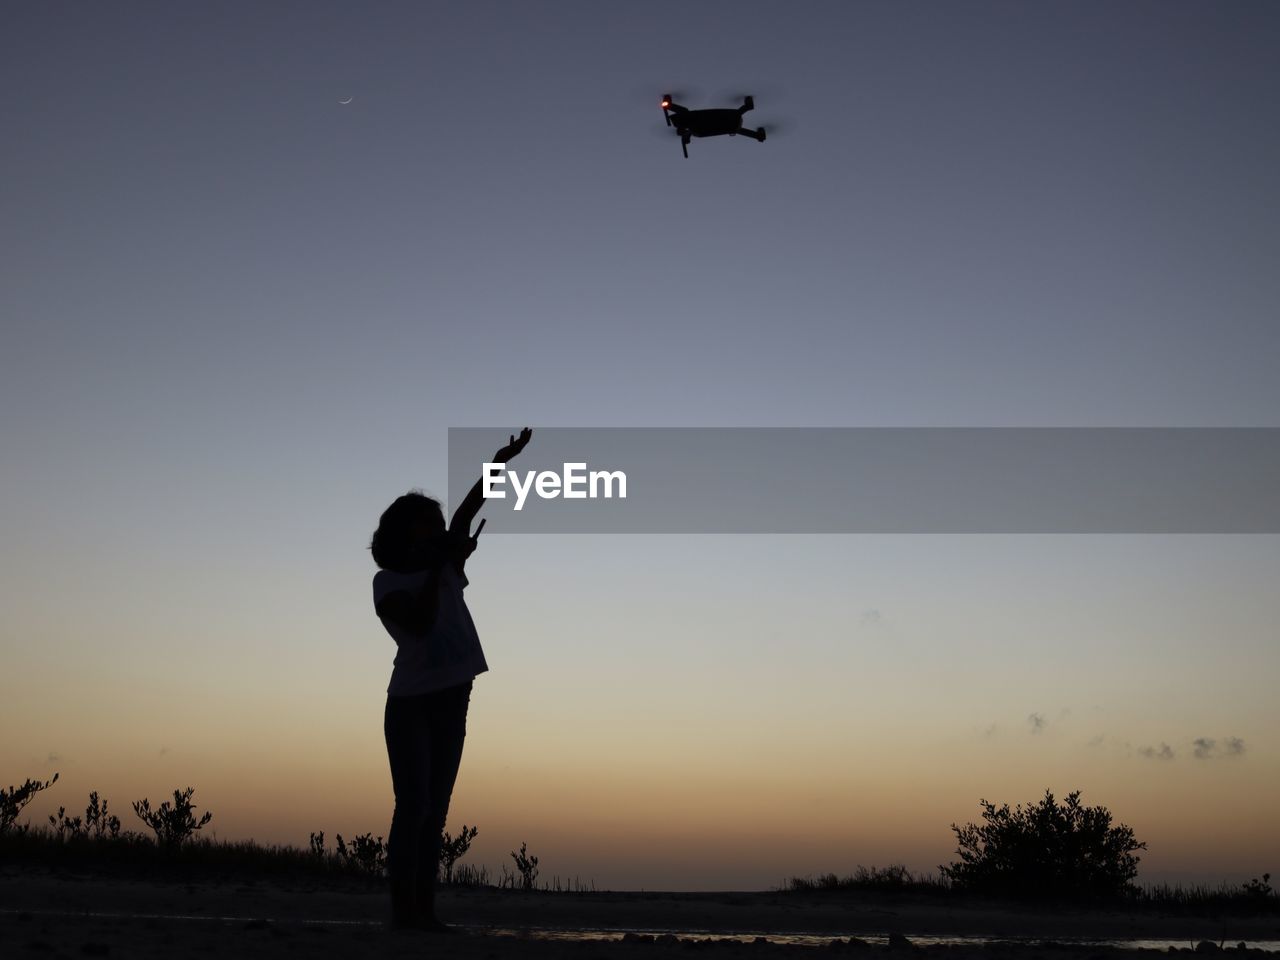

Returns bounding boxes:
[2,872,1277,959]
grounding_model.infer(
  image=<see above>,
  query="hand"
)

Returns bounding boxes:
[492,427,533,464]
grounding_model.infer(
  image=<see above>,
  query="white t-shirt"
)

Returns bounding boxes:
[373,564,489,696]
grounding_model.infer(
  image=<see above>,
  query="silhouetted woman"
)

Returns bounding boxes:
[369,428,532,931]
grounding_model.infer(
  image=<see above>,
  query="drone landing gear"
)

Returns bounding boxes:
[681,132,691,158]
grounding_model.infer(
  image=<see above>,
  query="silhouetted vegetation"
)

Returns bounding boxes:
[781,866,1278,916]
[940,789,1145,900]
[449,861,494,887]
[132,787,212,847]
[2,778,379,883]
[509,840,540,891]
[7,772,1271,910]
[49,791,121,841]
[1241,873,1272,900]
[1,774,586,892]
[1,773,58,835]
[335,831,387,877]
[440,824,479,883]
[786,864,950,894]
[2,824,374,882]
[1132,877,1279,916]
[785,793,1273,914]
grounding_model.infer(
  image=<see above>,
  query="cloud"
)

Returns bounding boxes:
[1028,712,1046,734]
[1138,743,1175,761]
[1192,736,1246,759]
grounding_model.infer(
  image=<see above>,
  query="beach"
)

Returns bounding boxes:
[3,871,1277,959]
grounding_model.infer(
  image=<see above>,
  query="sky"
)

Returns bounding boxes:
[2,0,1279,890]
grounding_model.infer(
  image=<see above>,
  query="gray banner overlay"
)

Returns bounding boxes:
[447,429,1280,533]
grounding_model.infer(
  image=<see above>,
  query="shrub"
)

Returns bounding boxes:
[1,773,58,835]
[440,824,478,884]
[49,805,84,840]
[940,789,1145,900]
[132,787,213,848]
[84,792,121,840]
[47,792,119,842]
[510,841,539,891]
[1242,873,1273,900]
[335,832,386,877]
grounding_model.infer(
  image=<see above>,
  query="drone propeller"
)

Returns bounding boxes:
[639,84,699,109]
[718,82,784,102]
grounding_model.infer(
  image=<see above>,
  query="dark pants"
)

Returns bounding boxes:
[383,681,472,923]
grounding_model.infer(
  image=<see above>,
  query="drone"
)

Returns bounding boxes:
[660,94,767,159]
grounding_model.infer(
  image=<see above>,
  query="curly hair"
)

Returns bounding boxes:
[369,491,444,572]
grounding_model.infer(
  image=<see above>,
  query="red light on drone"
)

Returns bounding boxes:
[661,98,671,108]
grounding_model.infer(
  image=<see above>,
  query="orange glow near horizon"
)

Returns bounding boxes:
[4,537,1278,889]
[6,660,1276,890]
[10,747,1275,890]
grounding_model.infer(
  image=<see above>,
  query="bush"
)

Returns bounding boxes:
[510,841,539,891]
[940,789,1145,900]
[335,832,386,877]
[440,825,478,884]
[84,792,122,840]
[132,787,213,848]
[48,805,83,840]
[1,774,58,835]
[1242,873,1273,900]
[47,792,122,842]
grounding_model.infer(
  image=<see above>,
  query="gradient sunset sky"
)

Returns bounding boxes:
[3,1,1278,890]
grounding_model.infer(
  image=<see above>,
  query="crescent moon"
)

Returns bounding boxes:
[339,97,353,105]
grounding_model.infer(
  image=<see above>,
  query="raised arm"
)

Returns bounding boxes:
[448,427,533,536]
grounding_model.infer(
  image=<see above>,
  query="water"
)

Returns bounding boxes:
[5,910,1277,951]
[479,928,1280,952]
